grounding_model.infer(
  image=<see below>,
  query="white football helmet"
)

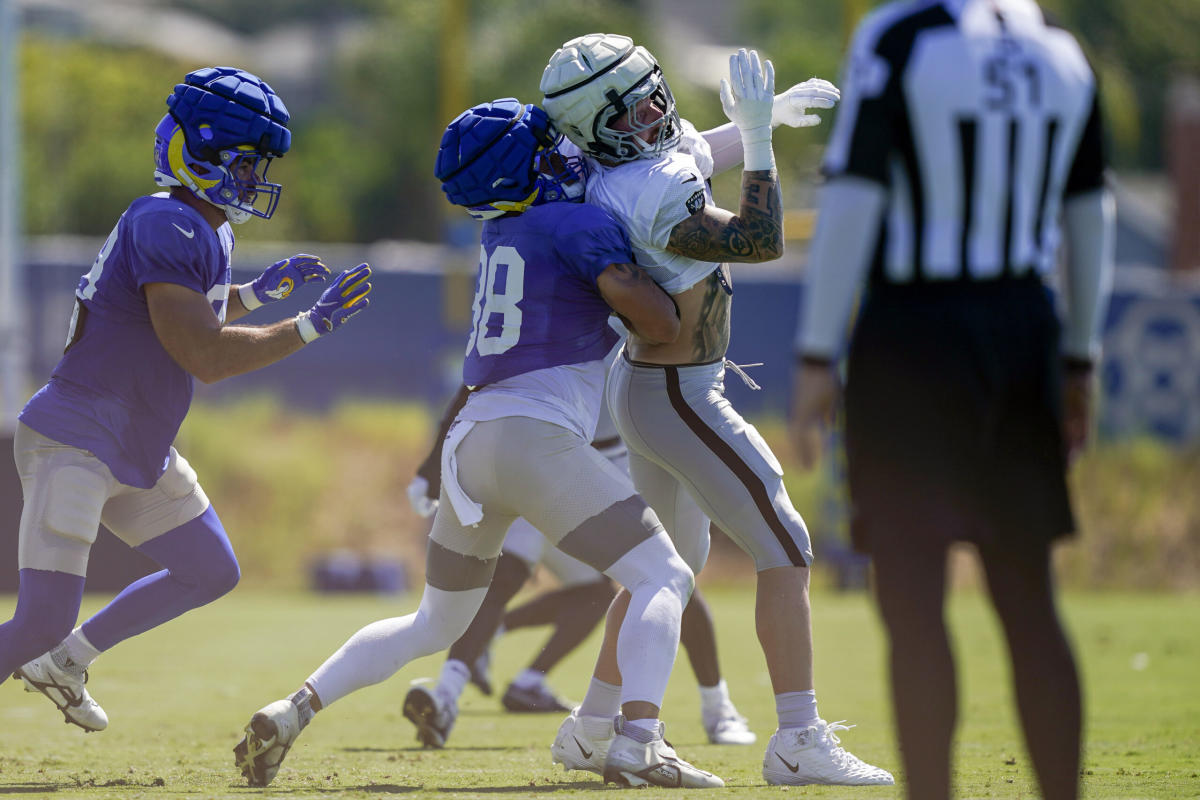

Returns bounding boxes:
[540,33,682,163]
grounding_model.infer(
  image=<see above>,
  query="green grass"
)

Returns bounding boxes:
[1,584,1197,799]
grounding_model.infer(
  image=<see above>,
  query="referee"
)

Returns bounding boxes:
[790,2,1113,799]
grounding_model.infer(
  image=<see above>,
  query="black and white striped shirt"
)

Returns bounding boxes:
[823,0,1106,285]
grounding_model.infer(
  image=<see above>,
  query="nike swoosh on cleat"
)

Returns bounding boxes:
[777,753,801,773]
[573,736,593,759]
[172,223,196,239]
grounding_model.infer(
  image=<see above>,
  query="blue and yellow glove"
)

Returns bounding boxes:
[238,253,331,311]
[295,263,372,343]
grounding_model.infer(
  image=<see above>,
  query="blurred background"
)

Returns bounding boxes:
[1,0,1198,594]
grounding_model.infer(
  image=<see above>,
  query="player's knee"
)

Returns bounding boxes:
[205,554,241,599]
[188,550,240,602]
[660,550,695,601]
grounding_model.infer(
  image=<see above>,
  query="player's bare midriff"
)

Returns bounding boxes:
[626,266,731,365]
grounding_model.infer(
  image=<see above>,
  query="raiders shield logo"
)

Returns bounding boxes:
[685,190,705,215]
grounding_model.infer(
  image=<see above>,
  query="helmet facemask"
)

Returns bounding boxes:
[532,138,588,204]
[593,68,682,162]
[154,115,283,224]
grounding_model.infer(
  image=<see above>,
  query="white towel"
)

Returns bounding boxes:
[439,419,483,527]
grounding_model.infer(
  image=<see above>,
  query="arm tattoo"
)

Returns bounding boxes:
[667,169,783,262]
[690,270,731,362]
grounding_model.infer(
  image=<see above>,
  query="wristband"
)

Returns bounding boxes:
[740,125,775,171]
[238,283,264,311]
[295,311,319,344]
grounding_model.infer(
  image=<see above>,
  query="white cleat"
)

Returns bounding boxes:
[550,706,613,775]
[403,681,458,748]
[14,653,108,732]
[603,715,724,789]
[233,699,303,787]
[762,719,895,786]
[704,703,757,745]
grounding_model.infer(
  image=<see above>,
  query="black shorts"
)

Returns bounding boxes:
[843,276,1075,554]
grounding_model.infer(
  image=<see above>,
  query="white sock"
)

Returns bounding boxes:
[623,717,661,738]
[439,659,471,701]
[699,678,732,716]
[776,689,820,729]
[53,627,101,676]
[579,678,621,719]
[511,668,545,690]
[306,584,487,708]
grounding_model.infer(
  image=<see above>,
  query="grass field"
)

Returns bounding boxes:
[1,583,1197,799]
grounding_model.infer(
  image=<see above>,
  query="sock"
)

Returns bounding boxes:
[439,659,471,701]
[579,678,621,719]
[290,686,316,729]
[621,716,662,741]
[776,689,820,729]
[699,678,731,716]
[510,668,545,690]
[52,627,102,676]
[306,584,486,708]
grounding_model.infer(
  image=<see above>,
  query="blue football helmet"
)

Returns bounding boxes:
[153,66,290,224]
[435,97,587,220]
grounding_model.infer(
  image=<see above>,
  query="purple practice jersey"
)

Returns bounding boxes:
[462,201,630,388]
[19,193,233,488]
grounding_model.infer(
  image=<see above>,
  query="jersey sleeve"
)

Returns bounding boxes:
[1064,88,1107,196]
[821,21,896,184]
[126,212,217,294]
[625,155,709,250]
[555,205,635,281]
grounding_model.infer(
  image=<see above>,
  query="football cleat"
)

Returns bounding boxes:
[762,720,895,786]
[14,653,108,732]
[550,706,614,775]
[603,715,724,788]
[501,680,571,713]
[233,699,303,787]
[403,682,458,748]
[703,703,757,745]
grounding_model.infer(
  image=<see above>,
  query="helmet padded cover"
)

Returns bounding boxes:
[436,98,554,208]
[166,66,291,161]
[540,33,660,159]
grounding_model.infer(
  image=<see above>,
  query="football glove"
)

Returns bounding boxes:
[772,78,840,129]
[239,254,330,311]
[406,475,439,518]
[295,263,372,343]
[720,48,776,170]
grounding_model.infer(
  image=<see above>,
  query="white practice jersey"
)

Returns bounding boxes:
[580,123,720,294]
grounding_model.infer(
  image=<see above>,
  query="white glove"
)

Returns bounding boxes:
[772,78,841,128]
[406,475,439,518]
[720,48,776,171]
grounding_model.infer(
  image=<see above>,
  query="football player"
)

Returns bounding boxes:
[233,98,722,789]
[539,35,893,786]
[404,336,755,747]
[0,67,370,733]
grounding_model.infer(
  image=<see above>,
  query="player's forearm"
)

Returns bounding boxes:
[225,285,254,323]
[180,319,307,384]
[736,168,784,261]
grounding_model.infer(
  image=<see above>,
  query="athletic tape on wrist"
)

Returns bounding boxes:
[295,312,319,344]
[238,282,263,311]
[740,125,775,171]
